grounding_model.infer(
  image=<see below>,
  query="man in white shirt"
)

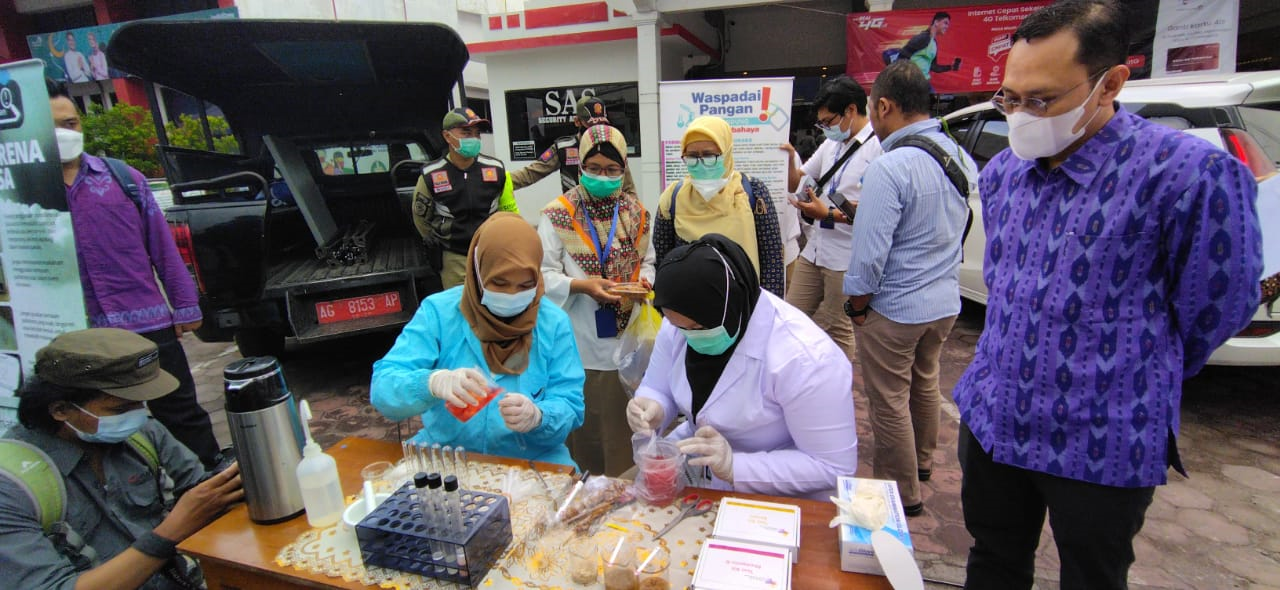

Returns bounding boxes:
[781,76,883,362]
[62,33,90,83]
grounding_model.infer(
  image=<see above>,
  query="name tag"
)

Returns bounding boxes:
[565,148,580,166]
[595,307,618,338]
[482,167,499,182]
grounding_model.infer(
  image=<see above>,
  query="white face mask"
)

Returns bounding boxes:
[691,178,730,200]
[55,127,84,163]
[1006,75,1107,161]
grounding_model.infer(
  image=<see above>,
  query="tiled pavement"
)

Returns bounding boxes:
[185,302,1280,590]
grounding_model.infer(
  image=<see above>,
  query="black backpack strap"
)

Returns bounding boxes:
[890,135,975,258]
[102,157,145,214]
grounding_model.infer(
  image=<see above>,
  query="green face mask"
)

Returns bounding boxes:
[579,171,623,198]
[452,136,482,158]
[681,324,739,356]
[685,160,725,181]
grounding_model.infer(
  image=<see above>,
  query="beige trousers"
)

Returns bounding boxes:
[440,250,468,290]
[855,309,956,506]
[785,256,856,362]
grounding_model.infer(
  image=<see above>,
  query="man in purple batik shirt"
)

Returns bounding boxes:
[952,2,1263,590]
[48,79,223,469]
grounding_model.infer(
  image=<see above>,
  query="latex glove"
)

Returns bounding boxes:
[626,397,664,433]
[498,393,542,433]
[828,485,888,530]
[427,368,488,408]
[677,426,734,483]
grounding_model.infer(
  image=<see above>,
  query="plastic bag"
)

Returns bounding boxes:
[614,300,662,395]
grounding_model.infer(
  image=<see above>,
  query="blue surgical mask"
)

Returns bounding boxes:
[686,160,725,181]
[823,125,851,142]
[69,404,149,444]
[482,287,537,317]
[681,324,739,356]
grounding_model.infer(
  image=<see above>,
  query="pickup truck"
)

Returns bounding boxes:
[108,20,467,356]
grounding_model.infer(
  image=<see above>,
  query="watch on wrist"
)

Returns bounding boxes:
[825,207,835,224]
[133,531,178,560]
[844,299,870,318]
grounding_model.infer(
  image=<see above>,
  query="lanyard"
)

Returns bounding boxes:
[828,139,859,197]
[582,200,621,272]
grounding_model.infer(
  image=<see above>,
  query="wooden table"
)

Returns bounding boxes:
[179,437,893,590]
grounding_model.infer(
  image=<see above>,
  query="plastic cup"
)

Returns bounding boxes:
[635,546,670,590]
[602,536,639,590]
[360,460,396,494]
[568,537,599,586]
[634,439,683,506]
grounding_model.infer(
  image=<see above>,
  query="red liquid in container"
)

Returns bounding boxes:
[447,386,502,422]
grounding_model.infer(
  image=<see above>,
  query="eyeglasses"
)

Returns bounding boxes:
[991,68,1111,117]
[682,154,722,168]
[814,112,844,130]
[582,165,625,178]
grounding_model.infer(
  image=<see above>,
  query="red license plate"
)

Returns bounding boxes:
[315,291,402,324]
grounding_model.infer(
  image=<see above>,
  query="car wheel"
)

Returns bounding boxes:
[234,327,285,359]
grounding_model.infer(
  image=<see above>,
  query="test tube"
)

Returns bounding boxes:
[413,472,430,512]
[455,446,468,488]
[414,441,429,474]
[402,440,415,473]
[441,445,455,478]
[430,443,442,474]
[426,473,447,569]
[444,475,467,571]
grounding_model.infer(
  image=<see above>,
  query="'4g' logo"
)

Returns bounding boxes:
[856,16,886,30]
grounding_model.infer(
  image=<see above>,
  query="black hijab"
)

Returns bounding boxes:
[653,234,761,420]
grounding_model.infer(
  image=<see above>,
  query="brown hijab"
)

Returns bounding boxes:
[460,212,545,375]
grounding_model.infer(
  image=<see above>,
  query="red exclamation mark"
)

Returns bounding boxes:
[758,86,771,122]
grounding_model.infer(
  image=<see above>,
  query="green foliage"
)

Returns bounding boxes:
[81,103,162,177]
[164,113,241,155]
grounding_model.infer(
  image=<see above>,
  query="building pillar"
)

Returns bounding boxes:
[0,0,33,63]
[634,10,661,207]
[92,0,147,108]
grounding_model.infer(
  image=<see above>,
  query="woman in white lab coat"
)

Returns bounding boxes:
[627,234,859,499]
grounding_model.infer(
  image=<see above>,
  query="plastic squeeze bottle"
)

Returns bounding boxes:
[295,400,345,528]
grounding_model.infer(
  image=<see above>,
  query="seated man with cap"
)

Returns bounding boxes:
[0,328,243,590]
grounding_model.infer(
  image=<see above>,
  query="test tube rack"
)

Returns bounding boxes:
[355,482,512,586]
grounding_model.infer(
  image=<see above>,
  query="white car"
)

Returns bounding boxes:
[944,70,1280,366]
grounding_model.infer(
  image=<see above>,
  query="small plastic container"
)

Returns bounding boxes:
[447,384,503,422]
[636,546,671,590]
[632,436,684,506]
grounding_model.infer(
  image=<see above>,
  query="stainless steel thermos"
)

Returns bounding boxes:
[223,356,306,523]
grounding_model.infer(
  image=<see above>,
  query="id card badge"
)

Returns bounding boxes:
[595,307,619,338]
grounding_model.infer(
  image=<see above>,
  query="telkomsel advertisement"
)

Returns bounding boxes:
[845,1,1052,94]
[0,60,88,422]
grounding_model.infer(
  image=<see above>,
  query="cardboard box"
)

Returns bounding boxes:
[710,497,801,563]
[691,538,793,590]
[836,477,912,576]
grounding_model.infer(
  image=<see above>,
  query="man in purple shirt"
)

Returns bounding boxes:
[952,2,1262,589]
[48,80,223,468]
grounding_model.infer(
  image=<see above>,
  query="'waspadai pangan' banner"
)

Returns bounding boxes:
[846,1,1051,94]
[0,60,89,423]
[658,78,794,216]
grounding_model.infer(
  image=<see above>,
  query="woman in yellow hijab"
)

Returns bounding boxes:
[654,116,785,295]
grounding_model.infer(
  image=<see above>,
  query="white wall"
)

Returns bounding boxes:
[722,0,847,72]
[484,39,655,223]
